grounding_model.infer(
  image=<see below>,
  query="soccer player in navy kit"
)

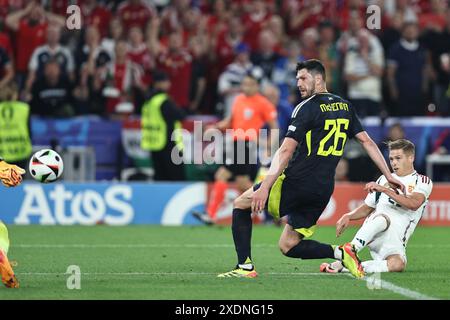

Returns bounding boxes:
[218,60,405,279]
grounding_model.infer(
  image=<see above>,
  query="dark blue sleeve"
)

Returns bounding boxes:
[285,104,312,143]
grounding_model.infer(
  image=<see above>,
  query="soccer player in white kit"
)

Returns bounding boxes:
[321,139,433,273]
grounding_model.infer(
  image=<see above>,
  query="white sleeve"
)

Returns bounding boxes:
[28,47,40,71]
[413,175,433,199]
[64,47,75,72]
[217,71,231,94]
[364,175,385,208]
[343,52,355,75]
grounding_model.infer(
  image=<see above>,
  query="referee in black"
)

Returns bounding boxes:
[218,60,405,279]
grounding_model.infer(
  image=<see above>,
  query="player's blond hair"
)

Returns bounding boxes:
[387,139,415,155]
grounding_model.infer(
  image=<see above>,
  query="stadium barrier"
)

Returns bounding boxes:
[1,182,449,226]
[31,116,450,182]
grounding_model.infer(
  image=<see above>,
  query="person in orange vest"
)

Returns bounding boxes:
[193,70,278,225]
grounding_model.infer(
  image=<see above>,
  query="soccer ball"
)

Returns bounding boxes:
[29,149,64,183]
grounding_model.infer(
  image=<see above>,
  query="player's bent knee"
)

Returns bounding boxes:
[387,256,406,272]
[376,213,391,231]
[278,238,300,256]
[233,195,250,210]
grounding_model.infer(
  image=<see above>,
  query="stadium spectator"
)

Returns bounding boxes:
[265,15,288,53]
[337,11,384,57]
[0,26,13,58]
[217,42,255,117]
[157,30,193,110]
[101,17,125,58]
[318,20,340,95]
[299,27,319,60]
[49,0,71,16]
[30,59,74,117]
[205,15,245,114]
[144,14,161,58]
[262,84,292,138]
[80,0,113,38]
[5,1,65,88]
[75,26,111,78]
[241,0,272,51]
[159,0,191,36]
[117,0,155,33]
[344,29,384,118]
[210,16,244,78]
[140,70,186,181]
[418,0,447,32]
[205,0,230,38]
[0,0,24,19]
[272,41,304,103]
[251,29,282,81]
[422,8,450,116]
[379,122,407,161]
[74,26,111,115]
[188,35,207,114]
[336,0,367,31]
[127,25,155,90]
[387,21,429,116]
[393,0,419,24]
[284,0,334,36]
[380,10,404,54]
[179,6,206,41]
[0,46,13,90]
[102,39,143,116]
[23,24,75,100]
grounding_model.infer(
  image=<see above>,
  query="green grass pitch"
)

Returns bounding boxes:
[0,225,449,300]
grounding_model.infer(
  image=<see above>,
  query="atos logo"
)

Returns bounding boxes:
[15,185,134,225]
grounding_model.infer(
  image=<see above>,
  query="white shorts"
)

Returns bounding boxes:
[364,212,416,264]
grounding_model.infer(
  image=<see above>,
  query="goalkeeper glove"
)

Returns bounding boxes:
[0,160,25,187]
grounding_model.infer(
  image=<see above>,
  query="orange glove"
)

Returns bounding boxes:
[0,161,26,187]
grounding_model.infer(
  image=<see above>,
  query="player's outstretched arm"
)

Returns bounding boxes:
[365,182,426,211]
[0,159,25,187]
[336,204,375,237]
[251,137,297,214]
[355,131,406,193]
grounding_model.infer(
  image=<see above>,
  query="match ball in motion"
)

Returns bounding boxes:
[29,149,64,183]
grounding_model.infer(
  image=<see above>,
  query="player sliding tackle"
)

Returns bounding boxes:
[320,139,433,274]
[0,157,25,288]
[218,59,405,279]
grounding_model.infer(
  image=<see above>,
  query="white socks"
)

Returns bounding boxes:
[333,246,342,260]
[362,260,389,273]
[238,263,254,270]
[351,215,388,252]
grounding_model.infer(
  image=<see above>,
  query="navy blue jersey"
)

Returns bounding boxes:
[284,92,364,193]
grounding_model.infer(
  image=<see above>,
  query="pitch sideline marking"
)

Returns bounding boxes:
[13,243,450,248]
[353,275,439,300]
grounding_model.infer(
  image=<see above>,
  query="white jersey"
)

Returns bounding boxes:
[362,171,433,261]
[364,171,433,221]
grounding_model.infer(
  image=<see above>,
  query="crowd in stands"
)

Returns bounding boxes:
[0,0,448,120]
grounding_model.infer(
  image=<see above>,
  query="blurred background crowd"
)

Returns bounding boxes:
[0,0,449,182]
[0,0,448,118]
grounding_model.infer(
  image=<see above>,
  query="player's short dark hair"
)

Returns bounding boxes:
[296,59,326,81]
[387,139,415,155]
